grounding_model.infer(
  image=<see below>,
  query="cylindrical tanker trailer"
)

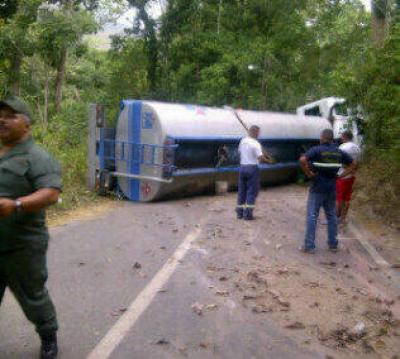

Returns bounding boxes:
[95,100,331,202]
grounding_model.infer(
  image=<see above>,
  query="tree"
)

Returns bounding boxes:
[0,0,18,19]
[126,0,159,94]
[47,0,100,11]
[0,0,41,95]
[36,2,97,111]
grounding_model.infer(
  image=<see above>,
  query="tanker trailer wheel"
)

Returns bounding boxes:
[95,170,110,196]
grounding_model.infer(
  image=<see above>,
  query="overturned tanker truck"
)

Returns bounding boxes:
[87,100,331,202]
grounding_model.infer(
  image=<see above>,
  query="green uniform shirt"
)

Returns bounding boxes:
[0,137,62,253]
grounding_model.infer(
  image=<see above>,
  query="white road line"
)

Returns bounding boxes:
[348,222,390,268]
[87,224,204,359]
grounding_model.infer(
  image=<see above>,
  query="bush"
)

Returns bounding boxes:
[32,100,95,211]
[354,148,400,227]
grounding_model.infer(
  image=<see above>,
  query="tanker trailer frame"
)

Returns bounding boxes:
[88,100,331,202]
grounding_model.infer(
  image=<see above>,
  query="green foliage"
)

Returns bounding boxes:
[0,0,42,94]
[0,0,398,218]
[32,100,90,209]
[348,19,400,224]
[0,0,18,19]
[35,5,98,69]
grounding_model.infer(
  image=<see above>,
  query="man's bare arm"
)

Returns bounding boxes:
[338,160,357,178]
[0,188,60,218]
[299,155,316,178]
[259,149,274,164]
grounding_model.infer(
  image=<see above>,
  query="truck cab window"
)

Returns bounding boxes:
[304,106,321,117]
[333,103,349,116]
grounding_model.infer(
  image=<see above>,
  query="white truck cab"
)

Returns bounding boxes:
[297,97,363,145]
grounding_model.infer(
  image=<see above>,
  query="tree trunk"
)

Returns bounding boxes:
[44,65,49,128]
[372,0,389,46]
[372,16,387,45]
[261,56,268,109]
[9,55,22,96]
[55,47,67,112]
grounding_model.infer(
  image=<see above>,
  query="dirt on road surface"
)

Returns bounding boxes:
[1,184,399,359]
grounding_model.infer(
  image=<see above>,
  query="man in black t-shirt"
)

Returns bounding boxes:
[299,129,355,253]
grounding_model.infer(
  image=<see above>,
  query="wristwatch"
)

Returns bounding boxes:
[15,199,23,213]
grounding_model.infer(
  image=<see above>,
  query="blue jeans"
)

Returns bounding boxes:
[304,191,338,250]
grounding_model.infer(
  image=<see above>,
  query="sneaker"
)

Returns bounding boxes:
[299,246,315,254]
[328,246,339,253]
[40,334,58,359]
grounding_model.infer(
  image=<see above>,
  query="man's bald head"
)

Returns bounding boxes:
[248,125,260,139]
[320,128,334,144]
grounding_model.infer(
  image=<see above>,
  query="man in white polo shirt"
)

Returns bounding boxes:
[236,125,271,220]
[336,130,361,224]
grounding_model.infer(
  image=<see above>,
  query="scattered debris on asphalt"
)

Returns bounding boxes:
[252,304,273,313]
[138,271,147,278]
[285,321,305,330]
[111,307,127,317]
[319,261,337,267]
[155,338,169,345]
[133,262,142,269]
[191,302,203,316]
[349,322,367,340]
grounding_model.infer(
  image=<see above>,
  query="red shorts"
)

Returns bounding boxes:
[336,177,355,202]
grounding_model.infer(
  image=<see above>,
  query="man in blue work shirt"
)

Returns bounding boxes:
[236,125,271,220]
[299,129,355,253]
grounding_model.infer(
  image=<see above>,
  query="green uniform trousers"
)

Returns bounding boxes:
[0,244,58,338]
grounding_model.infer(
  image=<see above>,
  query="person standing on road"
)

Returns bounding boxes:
[299,129,355,253]
[336,130,361,224]
[236,125,271,220]
[0,97,61,359]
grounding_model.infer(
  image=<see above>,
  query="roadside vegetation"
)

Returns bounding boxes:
[0,0,398,225]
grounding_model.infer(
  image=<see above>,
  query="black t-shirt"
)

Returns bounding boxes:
[305,143,353,193]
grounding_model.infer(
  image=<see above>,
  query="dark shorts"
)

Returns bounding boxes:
[336,177,355,203]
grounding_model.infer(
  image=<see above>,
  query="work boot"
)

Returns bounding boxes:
[243,208,254,220]
[40,333,58,359]
[299,246,315,254]
[236,207,244,219]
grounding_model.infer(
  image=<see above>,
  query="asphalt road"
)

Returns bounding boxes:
[1,184,399,359]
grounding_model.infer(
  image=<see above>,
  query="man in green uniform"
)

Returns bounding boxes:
[0,97,61,358]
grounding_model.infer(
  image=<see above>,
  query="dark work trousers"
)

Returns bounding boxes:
[0,244,58,338]
[236,165,260,219]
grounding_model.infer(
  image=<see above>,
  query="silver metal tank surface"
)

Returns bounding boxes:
[115,100,331,202]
